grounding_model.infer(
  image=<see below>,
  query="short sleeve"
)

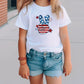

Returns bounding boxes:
[15,6,29,30]
[59,5,71,28]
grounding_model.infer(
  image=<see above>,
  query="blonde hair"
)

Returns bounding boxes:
[17,0,63,19]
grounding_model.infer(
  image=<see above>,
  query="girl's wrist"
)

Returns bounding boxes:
[20,60,27,65]
[18,56,27,65]
[19,59,27,63]
[20,62,27,66]
[18,56,26,60]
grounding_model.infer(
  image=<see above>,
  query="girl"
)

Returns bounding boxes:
[15,0,72,84]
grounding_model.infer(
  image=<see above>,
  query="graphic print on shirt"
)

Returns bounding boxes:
[35,15,53,34]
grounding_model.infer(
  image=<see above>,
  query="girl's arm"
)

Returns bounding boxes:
[59,26,71,61]
[59,26,72,76]
[18,28,28,65]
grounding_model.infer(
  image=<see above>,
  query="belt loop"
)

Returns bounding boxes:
[50,52,54,57]
[35,51,37,56]
[50,52,51,57]
[32,50,35,56]
[30,49,33,57]
[52,52,54,56]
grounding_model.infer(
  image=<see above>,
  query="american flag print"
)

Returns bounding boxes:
[36,15,53,34]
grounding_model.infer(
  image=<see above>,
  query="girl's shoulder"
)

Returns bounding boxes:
[59,4,69,16]
[60,4,66,11]
[19,3,33,15]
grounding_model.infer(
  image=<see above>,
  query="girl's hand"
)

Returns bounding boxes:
[63,60,72,77]
[19,64,30,79]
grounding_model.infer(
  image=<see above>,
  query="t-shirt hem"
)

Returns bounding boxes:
[15,23,28,30]
[59,20,71,28]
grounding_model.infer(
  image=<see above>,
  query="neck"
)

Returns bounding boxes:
[35,0,50,6]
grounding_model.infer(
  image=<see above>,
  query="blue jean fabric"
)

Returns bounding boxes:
[26,48,64,78]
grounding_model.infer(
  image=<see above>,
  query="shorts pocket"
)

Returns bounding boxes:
[51,53,63,63]
[26,53,33,60]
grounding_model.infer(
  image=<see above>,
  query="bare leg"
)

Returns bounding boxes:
[45,75,62,84]
[29,73,43,84]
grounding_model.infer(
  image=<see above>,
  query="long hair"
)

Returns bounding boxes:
[17,0,63,19]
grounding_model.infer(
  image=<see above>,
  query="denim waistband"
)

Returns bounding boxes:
[28,48,62,57]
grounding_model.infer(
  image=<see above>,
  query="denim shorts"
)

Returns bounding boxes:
[26,48,64,78]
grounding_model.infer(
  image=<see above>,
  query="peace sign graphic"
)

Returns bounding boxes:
[36,15,53,34]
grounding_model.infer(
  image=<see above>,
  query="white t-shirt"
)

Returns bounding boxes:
[15,1,71,53]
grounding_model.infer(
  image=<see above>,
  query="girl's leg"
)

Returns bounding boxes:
[29,73,43,84]
[45,75,62,84]
[26,49,44,84]
[43,51,63,84]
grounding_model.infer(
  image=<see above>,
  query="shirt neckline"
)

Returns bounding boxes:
[32,1,51,9]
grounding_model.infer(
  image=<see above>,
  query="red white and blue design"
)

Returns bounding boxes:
[35,15,53,34]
